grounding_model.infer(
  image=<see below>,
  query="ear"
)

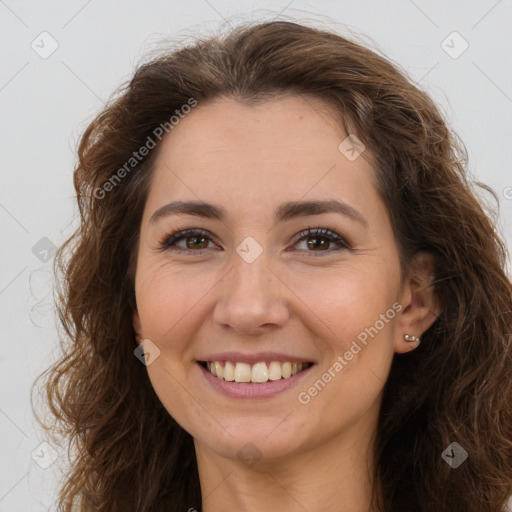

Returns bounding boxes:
[394,251,441,354]
[132,309,143,345]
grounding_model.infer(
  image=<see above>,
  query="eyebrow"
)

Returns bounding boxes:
[149,199,368,228]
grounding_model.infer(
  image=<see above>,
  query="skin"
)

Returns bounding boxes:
[132,95,439,512]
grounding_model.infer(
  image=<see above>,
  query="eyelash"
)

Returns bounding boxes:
[157,226,351,257]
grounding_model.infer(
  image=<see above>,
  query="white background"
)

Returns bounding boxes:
[1,1,511,510]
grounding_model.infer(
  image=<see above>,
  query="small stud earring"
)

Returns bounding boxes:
[404,334,420,343]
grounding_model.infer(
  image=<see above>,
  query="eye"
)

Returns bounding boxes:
[290,226,351,256]
[158,228,215,254]
[157,226,351,256]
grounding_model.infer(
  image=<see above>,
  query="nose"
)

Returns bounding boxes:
[213,249,290,336]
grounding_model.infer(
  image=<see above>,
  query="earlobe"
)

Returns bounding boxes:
[395,251,441,354]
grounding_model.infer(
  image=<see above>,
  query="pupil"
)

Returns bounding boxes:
[307,237,328,250]
[187,236,207,249]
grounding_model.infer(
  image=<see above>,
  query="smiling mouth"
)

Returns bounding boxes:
[198,360,313,384]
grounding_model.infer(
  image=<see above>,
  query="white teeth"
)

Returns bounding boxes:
[234,362,251,382]
[281,362,292,378]
[214,361,224,379]
[251,362,269,383]
[204,360,310,383]
[268,361,282,380]
[223,361,235,381]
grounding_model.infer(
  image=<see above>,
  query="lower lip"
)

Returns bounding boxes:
[197,362,314,399]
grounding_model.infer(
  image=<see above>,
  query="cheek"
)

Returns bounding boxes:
[135,265,215,348]
[135,269,211,433]
[287,261,399,351]
[293,271,397,428]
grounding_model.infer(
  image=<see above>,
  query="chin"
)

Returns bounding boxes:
[193,419,305,463]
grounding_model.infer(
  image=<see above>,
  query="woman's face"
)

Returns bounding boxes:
[132,95,414,463]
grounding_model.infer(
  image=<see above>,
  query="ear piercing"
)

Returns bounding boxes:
[404,334,420,343]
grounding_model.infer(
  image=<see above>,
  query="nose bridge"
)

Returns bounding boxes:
[213,242,289,333]
[231,246,270,296]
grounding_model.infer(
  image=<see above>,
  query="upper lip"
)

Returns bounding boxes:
[197,352,315,364]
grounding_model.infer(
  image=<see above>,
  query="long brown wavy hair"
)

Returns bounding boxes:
[32,20,512,512]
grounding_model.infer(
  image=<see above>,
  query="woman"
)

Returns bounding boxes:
[33,20,512,512]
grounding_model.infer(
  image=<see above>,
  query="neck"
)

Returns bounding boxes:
[195,413,380,512]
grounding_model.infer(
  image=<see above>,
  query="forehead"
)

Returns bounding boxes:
[144,95,379,222]
[157,94,351,162]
